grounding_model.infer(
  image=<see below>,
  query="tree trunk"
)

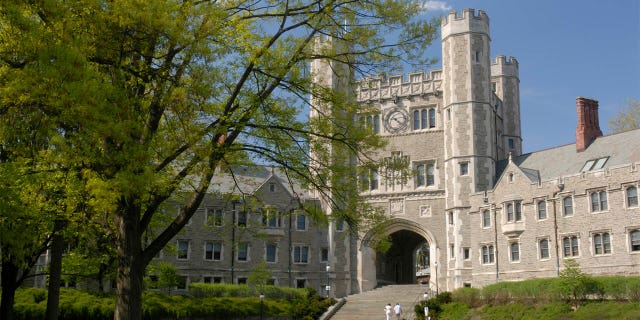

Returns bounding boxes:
[0,259,19,320]
[113,210,145,320]
[45,224,65,320]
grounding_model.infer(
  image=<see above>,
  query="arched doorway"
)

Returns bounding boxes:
[359,218,436,291]
[377,230,429,284]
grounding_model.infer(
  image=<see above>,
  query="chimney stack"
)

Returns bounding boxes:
[575,97,602,152]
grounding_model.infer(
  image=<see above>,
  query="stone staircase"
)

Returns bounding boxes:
[328,284,430,320]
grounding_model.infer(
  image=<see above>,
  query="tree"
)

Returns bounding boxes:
[0,1,438,319]
[609,98,640,133]
[558,259,598,309]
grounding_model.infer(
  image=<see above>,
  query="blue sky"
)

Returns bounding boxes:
[416,0,640,153]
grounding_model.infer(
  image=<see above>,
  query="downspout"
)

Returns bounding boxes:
[231,200,237,283]
[492,204,499,282]
[288,208,293,287]
[552,185,563,276]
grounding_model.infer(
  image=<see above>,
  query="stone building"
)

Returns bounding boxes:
[63,8,637,297]
[306,8,640,296]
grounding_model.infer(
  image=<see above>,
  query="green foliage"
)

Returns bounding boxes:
[247,260,271,294]
[414,291,452,320]
[188,283,304,300]
[145,262,182,293]
[559,259,600,307]
[10,287,330,320]
[451,287,482,308]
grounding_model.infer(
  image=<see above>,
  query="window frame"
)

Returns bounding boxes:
[481,244,495,264]
[206,207,224,227]
[539,238,550,260]
[562,235,580,258]
[293,245,310,264]
[630,229,640,252]
[237,242,249,262]
[537,200,547,220]
[509,242,520,263]
[482,210,491,228]
[177,240,190,260]
[262,208,282,228]
[460,162,469,176]
[295,214,307,231]
[590,190,608,212]
[626,186,638,208]
[204,241,222,261]
[562,196,574,217]
[592,231,612,256]
[265,243,278,263]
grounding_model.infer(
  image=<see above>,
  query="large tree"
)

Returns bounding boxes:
[609,98,640,133]
[0,0,437,319]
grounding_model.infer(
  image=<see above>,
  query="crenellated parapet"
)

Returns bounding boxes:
[356,70,443,102]
[491,55,519,77]
[441,8,489,39]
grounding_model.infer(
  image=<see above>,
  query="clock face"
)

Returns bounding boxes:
[384,108,409,133]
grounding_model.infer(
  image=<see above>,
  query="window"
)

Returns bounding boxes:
[203,276,223,284]
[335,219,345,231]
[627,186,638,208]
[237,242,249,262]
[360,114,381,134]
[412,108,436,130]
[593,232,611,255]
[590,191,608,212]
[463,247,470,260]
[294,246,309,264]
[296,279,306,288]
[415,162,435,187]
[266,243,277,263]
[448,212,454,225]
[262,208,282,228]
[481,245,495,264]
[563,197,573,217]
[505,201,522,222]
[267,278,276,285]
[237,277,247,284]
[296,214,307,231]
[482,210,491,228]
[508,138,515,150]
[510,242,520,262]
[204,241,222,261]
[539,239,550,259]
[581,156,609,171]
[562,236,579,257]
[320,248,329,262]
[449,244,455,258]
[359,167,379,191]
[237,211,247,227]
[206,208,224,227]
[630,230,640,252]
[269,183,276,192]
[460,162,469,176]
[537,200,547,220]
[474,50,481,63]
[177,240,189,260]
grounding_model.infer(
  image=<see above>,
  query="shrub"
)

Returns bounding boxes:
[451,287,482,308]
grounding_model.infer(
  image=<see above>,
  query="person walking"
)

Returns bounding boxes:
[393,302,402,320]
[384,303,392,320]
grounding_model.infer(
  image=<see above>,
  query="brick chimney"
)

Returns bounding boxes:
[575,97,602,152]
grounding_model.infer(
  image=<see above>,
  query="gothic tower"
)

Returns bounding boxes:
[441,9,497,288]
[491,56,522,159]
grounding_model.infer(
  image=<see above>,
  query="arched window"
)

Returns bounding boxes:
[627,186,638,208]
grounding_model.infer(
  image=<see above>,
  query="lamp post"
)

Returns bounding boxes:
[259,294,264,320]
[325,265,331,297]
[434,261,438,295]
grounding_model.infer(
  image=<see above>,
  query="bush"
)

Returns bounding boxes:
[189,282,304,299]
[451,287,482,308]
[413,292,452,320]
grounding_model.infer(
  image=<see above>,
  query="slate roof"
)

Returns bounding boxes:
[206,165,304,197]
[497,128,640,184]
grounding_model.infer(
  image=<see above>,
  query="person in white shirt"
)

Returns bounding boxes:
[384,303,392,320]
[393,303,402,320]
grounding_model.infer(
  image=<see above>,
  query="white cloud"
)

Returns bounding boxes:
[420,1,452,12]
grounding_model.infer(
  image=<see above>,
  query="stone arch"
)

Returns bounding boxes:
[358,218,438,292]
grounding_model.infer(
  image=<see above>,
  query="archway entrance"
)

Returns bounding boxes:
[376,229,430,285]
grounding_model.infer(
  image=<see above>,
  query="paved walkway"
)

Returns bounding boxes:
[329,284,430,320]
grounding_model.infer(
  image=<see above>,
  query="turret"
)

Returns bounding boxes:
[491,55,522,159]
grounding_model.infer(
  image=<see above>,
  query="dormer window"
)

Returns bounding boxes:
[581,157,609,172]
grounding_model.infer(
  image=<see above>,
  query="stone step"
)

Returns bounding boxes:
[329,284,431,320]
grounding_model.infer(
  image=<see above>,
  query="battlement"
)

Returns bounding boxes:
[493,55,518,66]
[356,70,443,102]
[441,8,489,25]
[491,55,519,77]
[441,8,489,39]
